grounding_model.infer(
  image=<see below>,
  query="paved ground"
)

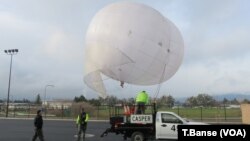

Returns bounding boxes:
[0,118,124,141]
[1,118,242,141]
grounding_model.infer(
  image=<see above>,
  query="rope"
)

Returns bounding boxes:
[154,63,167,101]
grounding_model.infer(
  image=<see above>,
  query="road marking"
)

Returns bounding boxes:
[74,134,95,138]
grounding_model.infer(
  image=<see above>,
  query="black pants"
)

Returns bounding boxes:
[136,102,146,114]
[32,128,44,141]
[77,123,87,141]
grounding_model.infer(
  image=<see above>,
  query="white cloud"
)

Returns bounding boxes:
[0,11,36,32]
[42,29,83,62]
[168,54,250,97]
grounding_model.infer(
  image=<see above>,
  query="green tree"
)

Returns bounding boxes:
[196,94,216,107]
[74,95,87,102]
[88,98,101,106]
[158,95,175,108]
[106,95,118,106]
[185,96,198,107]
[166,95,175,108]
[35,94,42,105]
[230,98,239,105]
[127,98,135,105]
[223,98,229,105]
[241,99,250,104]
[158,95,167,106]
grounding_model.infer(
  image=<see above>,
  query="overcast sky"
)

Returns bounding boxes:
[0,0,250,101]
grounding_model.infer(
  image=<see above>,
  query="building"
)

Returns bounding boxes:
[43,100,73,109]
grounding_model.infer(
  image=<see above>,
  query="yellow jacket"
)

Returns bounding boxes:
[136,91,149,104]
[76,112,89,125]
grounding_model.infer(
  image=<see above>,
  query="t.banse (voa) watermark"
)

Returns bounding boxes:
[178,125,250,141]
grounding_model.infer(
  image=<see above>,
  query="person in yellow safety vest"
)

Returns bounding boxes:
[135,90,149,114]
[76,108,89,141]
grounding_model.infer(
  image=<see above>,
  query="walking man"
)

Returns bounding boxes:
[76,108,89,141]
[32,110,44,141]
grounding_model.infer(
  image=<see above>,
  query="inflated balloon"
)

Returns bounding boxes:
[84,2,184,98]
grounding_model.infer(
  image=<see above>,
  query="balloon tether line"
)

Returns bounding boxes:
[154,64,167,102]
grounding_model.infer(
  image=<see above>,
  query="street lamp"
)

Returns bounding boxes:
[44,84,54,118]
[4,49,18,117]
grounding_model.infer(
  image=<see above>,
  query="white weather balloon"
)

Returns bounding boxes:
[84,2,184,98]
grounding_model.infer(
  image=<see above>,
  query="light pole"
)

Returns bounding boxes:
[4,49,18,117]
[44,84,54,118]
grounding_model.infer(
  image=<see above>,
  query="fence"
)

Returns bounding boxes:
[0,104,242,123]
[0,104,111,120]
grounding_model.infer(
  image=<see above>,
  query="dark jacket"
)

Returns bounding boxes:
[34,115,43,129]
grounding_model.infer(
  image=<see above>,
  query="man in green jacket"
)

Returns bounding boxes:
[76,108,89,141]
[135,90,149,114]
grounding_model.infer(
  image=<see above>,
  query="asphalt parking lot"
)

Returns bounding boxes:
[0,118,122,141]
[1,118,243,141]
